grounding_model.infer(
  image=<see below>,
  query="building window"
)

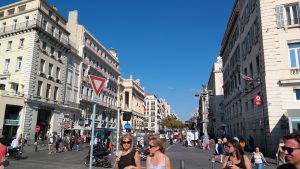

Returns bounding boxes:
[37,81,42,96]
[42,20,47,29]
[40,59,45,72]
[288,43,300,67]
[291,117,300,133]
[51,26,54,35]
[296,89,300,100]
[7,8,15,15]
[54,86,58,100]
[7,41,12,51]
[16,57,22,70]
[42,41,46,50]
[250,62,253,78]
[0,11,4,18]
[19,38,24,48]
[4,59,10,71]
[67,71,72,84]
[58,51,61,59]
[256,55,260,75]
[49,63,53,76]
[46,84,51,99]
[18,5,26,12]
[56,67,60,79]
[286,4,300,25]
[50,47,54,56]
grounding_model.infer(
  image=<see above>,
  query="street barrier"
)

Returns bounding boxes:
[180,160,185,169]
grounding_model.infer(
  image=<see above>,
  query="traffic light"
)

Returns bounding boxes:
[71,122,74,128]
[123,111,132,121]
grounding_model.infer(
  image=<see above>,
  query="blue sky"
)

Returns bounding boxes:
[1,0,234,121]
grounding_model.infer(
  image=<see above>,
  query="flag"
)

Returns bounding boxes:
[240,73,253,81]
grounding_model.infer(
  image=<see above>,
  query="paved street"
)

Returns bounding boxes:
[5,142,279,169]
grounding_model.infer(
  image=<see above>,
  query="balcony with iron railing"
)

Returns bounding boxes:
[64,100,80,109]
[84,42,120,73]
[0,90,24,98]
[0,19,68,46]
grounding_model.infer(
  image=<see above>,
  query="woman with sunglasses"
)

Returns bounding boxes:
[114,133,141,169]
[221,139,251,169]
[146,136,171,169]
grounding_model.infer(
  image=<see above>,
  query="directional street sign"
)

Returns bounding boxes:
[89,75,106,96]
[124,122,131,129]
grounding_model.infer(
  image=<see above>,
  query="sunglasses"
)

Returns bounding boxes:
[225,145,232,148]
[149,144,156,148]
[122,141,131,144]
[282,146,300,154]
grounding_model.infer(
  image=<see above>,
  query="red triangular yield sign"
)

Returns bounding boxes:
[89,75,106,96]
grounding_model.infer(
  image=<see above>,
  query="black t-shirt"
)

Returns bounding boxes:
[277,163,296,169]
[118,150,136,169]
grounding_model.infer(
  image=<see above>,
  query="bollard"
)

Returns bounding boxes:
[180,160,185,169]
[211,156,215,169]
[33,141,38,152]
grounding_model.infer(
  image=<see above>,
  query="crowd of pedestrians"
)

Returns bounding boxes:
[47,133,81,154]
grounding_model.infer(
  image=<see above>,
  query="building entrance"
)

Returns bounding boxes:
[36,109,52,141]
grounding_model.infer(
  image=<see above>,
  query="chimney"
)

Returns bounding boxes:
[68,10,78,25]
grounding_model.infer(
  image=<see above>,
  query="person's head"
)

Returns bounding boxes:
[120,133,134,151]
[255,146,260,153]
[225,139,242,160]
[282,133,300,166]
[148,136,165,154]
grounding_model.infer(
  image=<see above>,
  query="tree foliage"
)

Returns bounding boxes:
[161,115,184,129]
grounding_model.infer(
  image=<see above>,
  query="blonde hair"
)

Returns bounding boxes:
[149,136,165,153]
[120,133,134,151]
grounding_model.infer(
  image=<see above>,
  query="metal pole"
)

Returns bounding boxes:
[89,103,96,169]
[116,77,120,151]
[180,160,185,169]
[202,93,206,150]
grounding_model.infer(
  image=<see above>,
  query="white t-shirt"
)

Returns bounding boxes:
[11,139,19,148]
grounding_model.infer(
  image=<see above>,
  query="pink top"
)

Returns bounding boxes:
[0,145,7,161]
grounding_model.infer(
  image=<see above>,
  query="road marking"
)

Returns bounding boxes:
[166,144,174,151]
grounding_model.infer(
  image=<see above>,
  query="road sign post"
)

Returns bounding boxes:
[88,75,106,169]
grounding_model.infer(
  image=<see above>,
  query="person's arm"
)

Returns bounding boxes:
[146,156,150,169]
[243,154,252,169]
[221,156,229,169]
[165,155,171,169]
[134,151,141,169]
[259,153,268,164]
[114,156,120,169]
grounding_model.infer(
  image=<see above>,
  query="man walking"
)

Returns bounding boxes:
[277,133,300,169]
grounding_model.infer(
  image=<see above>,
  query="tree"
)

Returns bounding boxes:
[161,115,184,130]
